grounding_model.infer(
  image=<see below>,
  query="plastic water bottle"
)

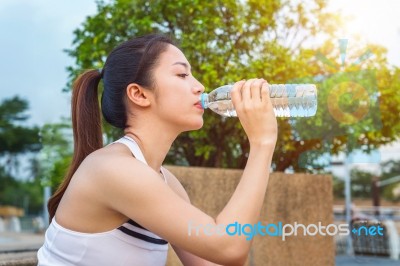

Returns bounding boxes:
[200,84,317,117]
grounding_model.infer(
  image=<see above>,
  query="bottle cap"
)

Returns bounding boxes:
[200,93,208,109]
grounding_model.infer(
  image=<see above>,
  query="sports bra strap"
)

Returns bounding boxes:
[114,136,167,184]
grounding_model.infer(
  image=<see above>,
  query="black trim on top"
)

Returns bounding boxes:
[127,219,148,231]
[118,226,168,245]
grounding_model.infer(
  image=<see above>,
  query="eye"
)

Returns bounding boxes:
[177,73,189,78]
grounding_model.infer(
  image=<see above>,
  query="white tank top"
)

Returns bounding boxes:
[37,136,169,266]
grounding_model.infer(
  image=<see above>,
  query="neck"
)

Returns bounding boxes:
[124,124,178,173]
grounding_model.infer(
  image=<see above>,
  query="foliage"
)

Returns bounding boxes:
[380,159,400,202]
[0,166,44,214]
[0,166,19,205]
[332,161,400,202]
[0,96,42,213]
[332,169,374,199]
[332,175,345,198]
[0,96,41,172]
[64,0,400,171]
[292,43,400,172]
[0,96,40,153]
[351,168,374,199]
[36,121,73,191]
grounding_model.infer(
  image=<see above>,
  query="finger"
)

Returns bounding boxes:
[242,79,256,102]
[231,80,245,108]
[261,80,271,103]
[251,79,263,101]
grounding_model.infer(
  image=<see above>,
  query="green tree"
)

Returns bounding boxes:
[37,121,73,192]
[333,161,400,202]
[332,175,345,198]
[0,165,44,214]
[332,169,375,200]
[0,96,41,171]
[291,43,400,172]
[0,96,41,213]
[64,0,400,171]
[0,166,19,205]
[350,168,374,199]
[380,159,400,202]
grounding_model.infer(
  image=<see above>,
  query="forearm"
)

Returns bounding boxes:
[216,143,274,227]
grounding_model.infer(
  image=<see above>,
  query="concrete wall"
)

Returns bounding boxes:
[164,165,334,266]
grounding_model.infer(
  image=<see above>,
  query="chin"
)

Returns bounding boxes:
[193,117,204,129]
[193,121,204,130]
[183,118,204,132]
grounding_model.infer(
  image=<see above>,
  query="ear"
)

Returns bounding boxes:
[126,83,152,107]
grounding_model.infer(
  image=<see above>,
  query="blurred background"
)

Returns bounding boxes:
[0,0,399,265]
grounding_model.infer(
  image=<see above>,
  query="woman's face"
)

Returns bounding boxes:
[151,44,205,132]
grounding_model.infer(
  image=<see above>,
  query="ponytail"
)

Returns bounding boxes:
[48,70,103,222]
[47,34,175,222]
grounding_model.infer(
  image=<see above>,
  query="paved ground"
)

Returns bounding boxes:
[0,232,43,265]
[0,232,44,253]
[0,252,37,266]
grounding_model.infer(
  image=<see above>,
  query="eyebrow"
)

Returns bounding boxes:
[172,61,191,70]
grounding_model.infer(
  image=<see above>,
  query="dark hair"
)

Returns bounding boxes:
[48,34,175,221]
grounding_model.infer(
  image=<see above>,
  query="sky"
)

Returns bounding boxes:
[330,0,400,66]
[0,0,98,125]
[0,0,399,167]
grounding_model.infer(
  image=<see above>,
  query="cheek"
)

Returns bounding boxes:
[156,98,204,129]
[153,78,197,119]
[157,95,181,111]
[156,85,188,109]
[154,79,182,105]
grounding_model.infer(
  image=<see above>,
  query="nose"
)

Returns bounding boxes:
[192,76,205,94]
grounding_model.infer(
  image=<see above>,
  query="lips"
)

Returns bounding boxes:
[194,101,203,109]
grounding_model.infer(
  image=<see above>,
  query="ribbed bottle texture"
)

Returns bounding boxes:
[200,84,317,117]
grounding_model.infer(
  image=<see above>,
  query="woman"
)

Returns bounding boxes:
[37,33,277,266]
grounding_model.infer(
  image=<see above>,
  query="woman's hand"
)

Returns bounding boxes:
[231,79,277,148]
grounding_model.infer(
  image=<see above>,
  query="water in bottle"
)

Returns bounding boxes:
[200,84,317,117]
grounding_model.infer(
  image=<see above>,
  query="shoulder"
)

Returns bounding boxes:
[78,144,168,208]
[83,143,140,174]
[162,167,191,203]
[81,145,191,205]
[80,143,161,193]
